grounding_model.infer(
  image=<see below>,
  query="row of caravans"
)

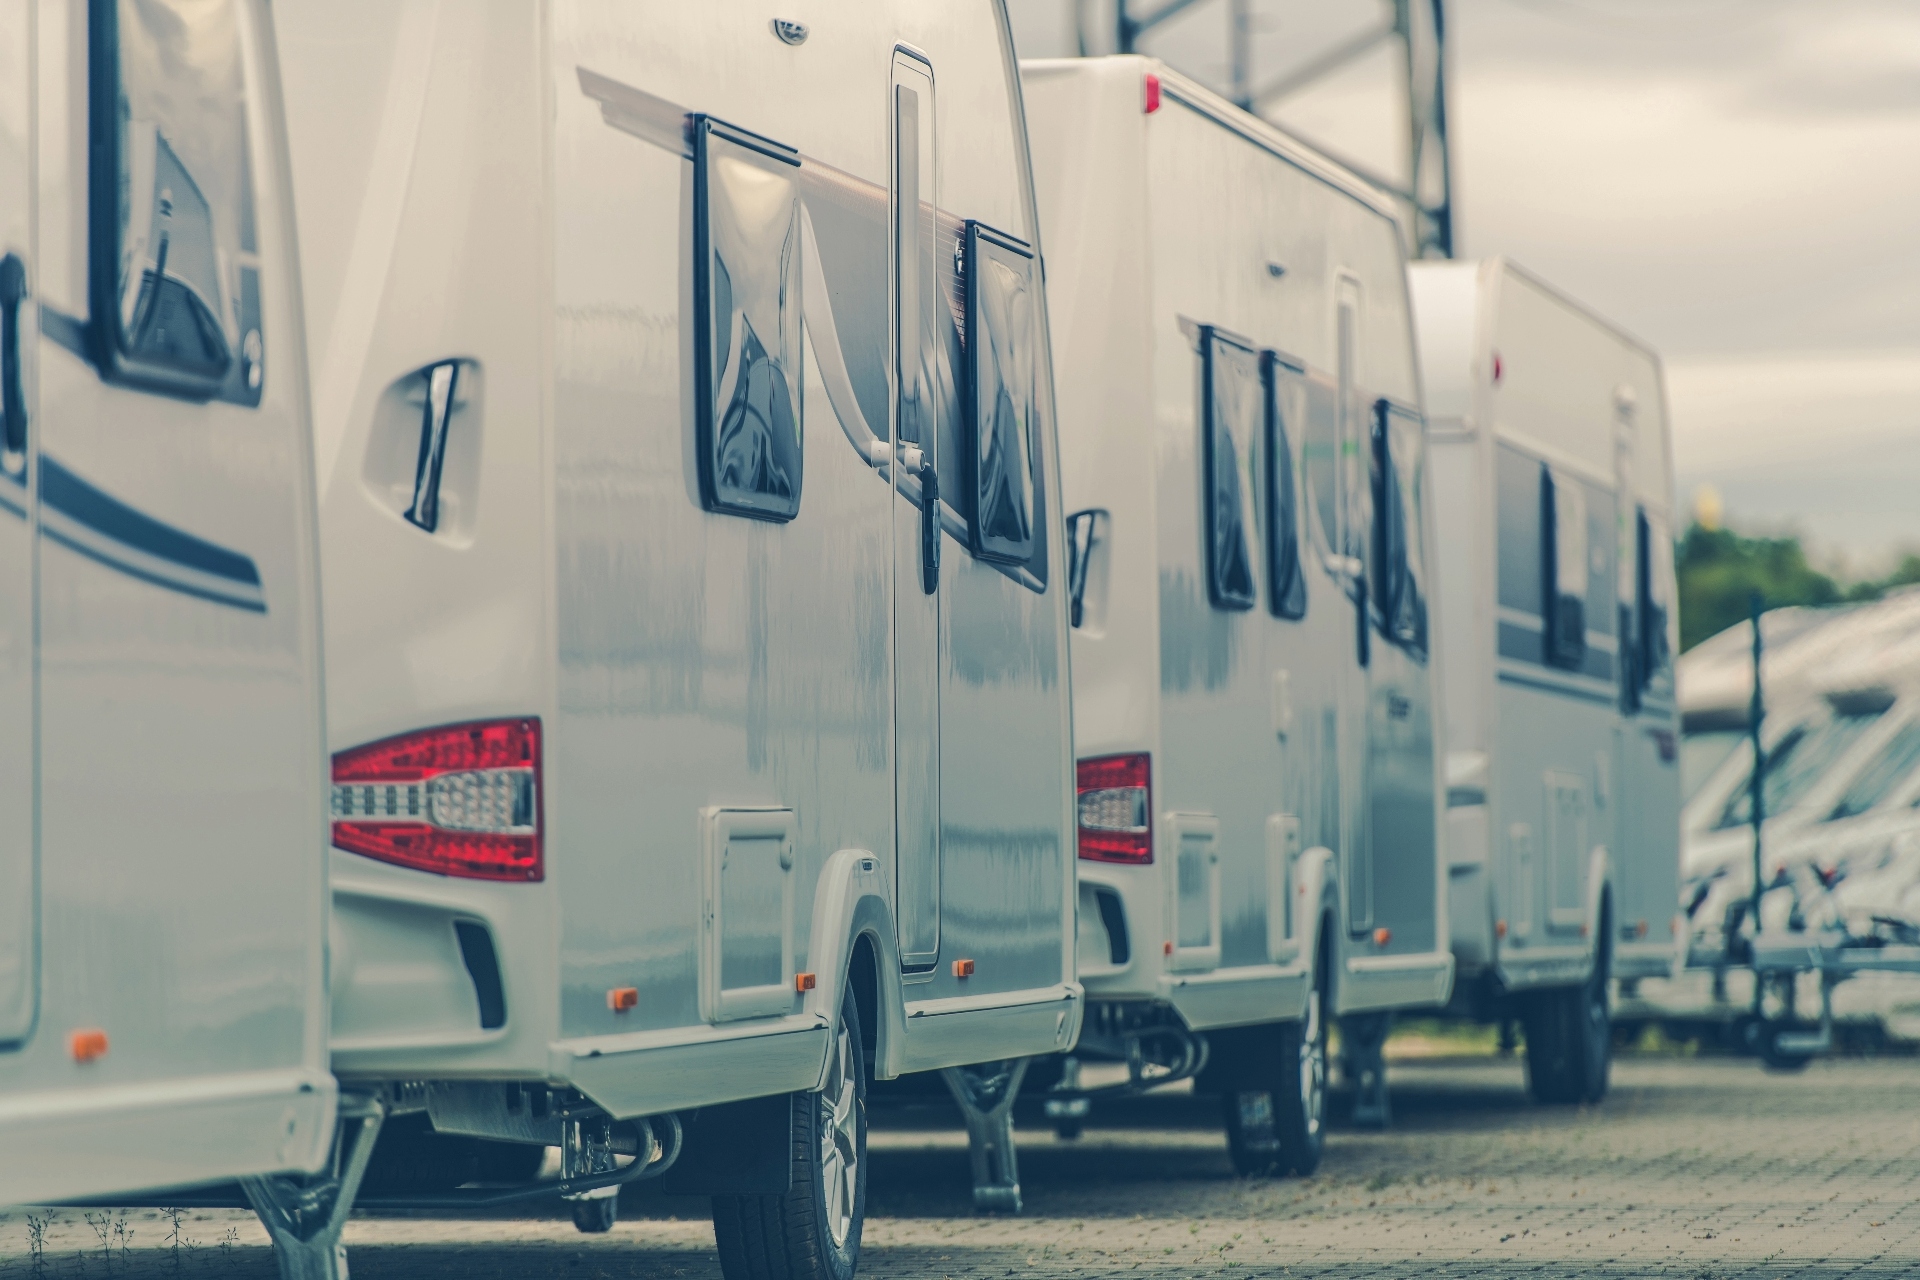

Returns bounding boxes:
[0,5,1679,1278]
[1629,594,1920,1047]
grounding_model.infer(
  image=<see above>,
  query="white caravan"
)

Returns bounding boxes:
[0,0,335,1210]
[1022,57,1453,1174]
[276,0,1079,1264]
[1410,258,1678,1104]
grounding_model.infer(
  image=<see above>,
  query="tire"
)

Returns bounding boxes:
[713,984,867,1280]
[1524,934,1611,1105]
[570,1193,618,1233]
[1221,969,1328,1177]
[1746,1018,1816,1073]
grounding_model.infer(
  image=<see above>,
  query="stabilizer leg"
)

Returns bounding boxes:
[940,1058,1030,1214]
[1341,1013,1392,1129]
[241,1092,386,1280]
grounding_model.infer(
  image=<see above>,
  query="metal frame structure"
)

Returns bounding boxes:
[1093,0,1453,259]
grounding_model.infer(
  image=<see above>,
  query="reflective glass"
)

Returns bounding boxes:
[967,226,1037,564]
[1204,332,1258,611]
[1715,712,1881,830]
[698,125,803,521]
[105,0,263,403]
[1828,721,1920,821]
[1266,369,1306,620]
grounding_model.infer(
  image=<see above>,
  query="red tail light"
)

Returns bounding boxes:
[331,719,543,882]
[1078,753,1151,864]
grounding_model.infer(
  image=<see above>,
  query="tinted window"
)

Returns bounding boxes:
[694,118,803,522]
[1266,363,1305,620]
[1542,466,1588,670]
[94,0,263,404]
[965,222,1039,565]
[1715,712,1881,830]
[1829,721,1920,821]
[1202,329,1258,611]
[1639,508,1675,688]
[1375,401,1427,654]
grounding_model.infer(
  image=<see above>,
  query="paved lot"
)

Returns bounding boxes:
[4,1054,1919,1278]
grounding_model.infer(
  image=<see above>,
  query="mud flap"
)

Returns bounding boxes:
[660,1094,794,1196]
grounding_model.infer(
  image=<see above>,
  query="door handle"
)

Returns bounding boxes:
[0,253,26,463]
[917,459,940,594]
[1355,571,1370,668]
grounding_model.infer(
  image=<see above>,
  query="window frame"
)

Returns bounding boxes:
[1264,354,1307,621]
[1371,397,1428,658]
[1199,326,1259,613]
[962,219,1041,568]
[1541,464,1589,672]
[690,113,805,524]
[87,0,264,405]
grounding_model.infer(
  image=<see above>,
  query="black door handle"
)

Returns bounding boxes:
[1355,571,1370,668]
[0,253,26,460]
[919,461,940,594]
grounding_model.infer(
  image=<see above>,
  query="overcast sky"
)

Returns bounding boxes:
[1008,0,1920,573]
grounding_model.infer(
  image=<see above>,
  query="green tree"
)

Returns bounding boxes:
[1677,524,1842,652]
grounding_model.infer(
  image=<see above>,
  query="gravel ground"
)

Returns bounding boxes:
[3,1053,1917,1278]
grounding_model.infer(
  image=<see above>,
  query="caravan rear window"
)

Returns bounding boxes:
[692,117,804,523]
[90,0,264,405]
[1201,329,1258,611]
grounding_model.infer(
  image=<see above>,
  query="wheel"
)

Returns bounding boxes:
[1524,934,1611,1105]
[1746,1018,1816,1073]
[712,984,867,1280]
[1221,969,1327,1177]
[570,1192,618,1233]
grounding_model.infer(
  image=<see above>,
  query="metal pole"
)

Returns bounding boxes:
[1747,591,1766,1007]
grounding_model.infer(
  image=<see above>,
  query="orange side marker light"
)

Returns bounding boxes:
[952,958,976,978]
[70,1029,108,1063]
[607,987,638,1013]
[795,972,817,992]
[1495,919,1508,939]
[1372,927,1391,946]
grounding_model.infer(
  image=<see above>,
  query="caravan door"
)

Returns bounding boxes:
[1333,279,1375,934]
[0,2,34,1050]
[892,50,942,969]
[0,0,332,1205]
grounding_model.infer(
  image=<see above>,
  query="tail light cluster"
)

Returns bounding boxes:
[1077,753,1151,864]
[332,719,543,882]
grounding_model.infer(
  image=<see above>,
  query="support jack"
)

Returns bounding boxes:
[941,1058,1029,1213]
[241,1092,386,1280]
[1341,1013,1392,1129]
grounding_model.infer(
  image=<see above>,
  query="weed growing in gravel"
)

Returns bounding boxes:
[24,1212,47,1279]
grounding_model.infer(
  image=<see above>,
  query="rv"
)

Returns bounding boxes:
[276,0,1079,1263]
[0,0,336,1211]
[1021,56,1453,1173]
[1410,258,1679,1103]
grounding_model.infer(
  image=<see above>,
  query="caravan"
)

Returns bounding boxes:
[1411,258,1679,1103]
[1021,56,1452,1173]
[0,0,335,1209]
[276,0,1078,1266]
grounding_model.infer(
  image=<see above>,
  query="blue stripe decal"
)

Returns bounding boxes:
[1498,668,1618,708]
[39,458,259,586]
[0,456,266,613]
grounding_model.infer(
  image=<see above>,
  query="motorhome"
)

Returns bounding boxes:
[1410,258,1678,1104]
[276,0,1079,1265]
[0,0,336,1210]
[1630,595,1920,1050]
[1021,56,1453,1174]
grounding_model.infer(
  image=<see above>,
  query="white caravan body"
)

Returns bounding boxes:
[1411,259,1679,1003]
[1023,57,1451,1116]
[0,1,333,1204]
[278,0,1077,1193]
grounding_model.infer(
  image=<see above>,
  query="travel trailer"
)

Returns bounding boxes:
[1410,258,1678,1103]
[276,0,1078,1265]
[1021,56,1453,1174]
[0,0,336,1212]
